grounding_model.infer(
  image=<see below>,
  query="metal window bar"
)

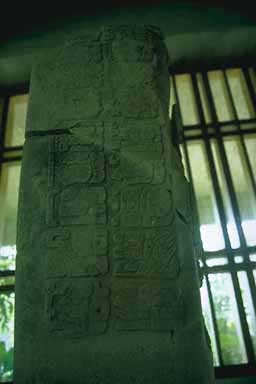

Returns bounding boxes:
[191,72,256,364]
[202,72,256,325]
[172,67,256,368]
[243,68,256,115]
[0,96,10,155]
[172,77,224,366]
[183,129,256,141]
[223,70,256,199]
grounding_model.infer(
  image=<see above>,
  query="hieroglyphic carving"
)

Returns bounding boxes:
[46,278,110,337]
[47,132,106,226]
[58,185,106,225]
[108,149,165,185]
[57,39,103,65]
[112,228,179,278]
[114,85,159,119]
[106,120,165,184]
[57,87,102,120]
[43,228,108,277]
[112,279,182,331]
[102,25,161,64]
[54,141,105,186]
[55,63,103,90]
[105,120,162,149]
[51,39,104,121]
[45,122,108,278]
[109,185,174,227]
[53,120,104,146]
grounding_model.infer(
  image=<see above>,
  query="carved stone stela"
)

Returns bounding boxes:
[15,25,215,383]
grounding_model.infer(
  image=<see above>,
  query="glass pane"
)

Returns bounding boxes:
[207,127,215,134]
[187,140,225,251]
[179,144,189,181]
[0,162,21,270]
[237,271,256,354]
[0,277,15,287]
[235,256,244,264]
[200,278,220,366]
[253,270,256,283]
[241,122,256,131]
[0,99,4,124]
[2,150,23,160]
[208,70,234,122]
[206,257,228,267]
[175,74,199,126]
[224,137,256,246]
[249,254,256,262]
[184,129,202,138]
[211,140,240,249]
[169,76,176,119]
[226,69,255,120]
[249,68,256,90]
[209,273,247,365]
[197,73,212,124]
[4,94,29,147]
[0,292,14,382]
[244,134,256,183]
[220,124,238,133]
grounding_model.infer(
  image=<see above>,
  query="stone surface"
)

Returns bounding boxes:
[14,25,215,383]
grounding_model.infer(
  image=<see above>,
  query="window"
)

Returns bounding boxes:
[170,67,256,378]
[0,92,28,382]
[0,67,256,382]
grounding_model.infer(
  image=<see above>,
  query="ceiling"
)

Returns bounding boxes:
[0,0,256,90]
[1,0,256,43]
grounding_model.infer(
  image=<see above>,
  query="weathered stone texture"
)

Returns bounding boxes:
[14,25,215,383]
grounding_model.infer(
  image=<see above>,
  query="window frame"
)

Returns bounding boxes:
[171,65,256,379]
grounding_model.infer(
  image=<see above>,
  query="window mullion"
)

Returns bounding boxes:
[202,71,256,363]
[174,74,224,366]
[192,72,256,364]
[0,96,9,158]
[223,70,256,199]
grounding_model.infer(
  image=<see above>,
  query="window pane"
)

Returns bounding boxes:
[169,76,176,119]
[226,69,255,120]
[220,124,238,134]
[200,278,220,366]
[0,292,14,382]
[206,257,228,267]
[237,271,256,355]
[0,99,4,126]
[184,129,202,138]
[241,122,256,131]
[248,68,256,93]
[187,140,225,251]
[175,74,199,126]
[179,144,189,181]
[244,134,256,183]
[0,277,15,287]
[235,256,244,264]
[211,140,240,249]
[208,71,234,122]
[249,254,256,262]
[2,150,23,160]
[209,273,247,365]
[0,162,21,270]
[197,73,212,124]
[224,137,256,246]
[4,94,29,147]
